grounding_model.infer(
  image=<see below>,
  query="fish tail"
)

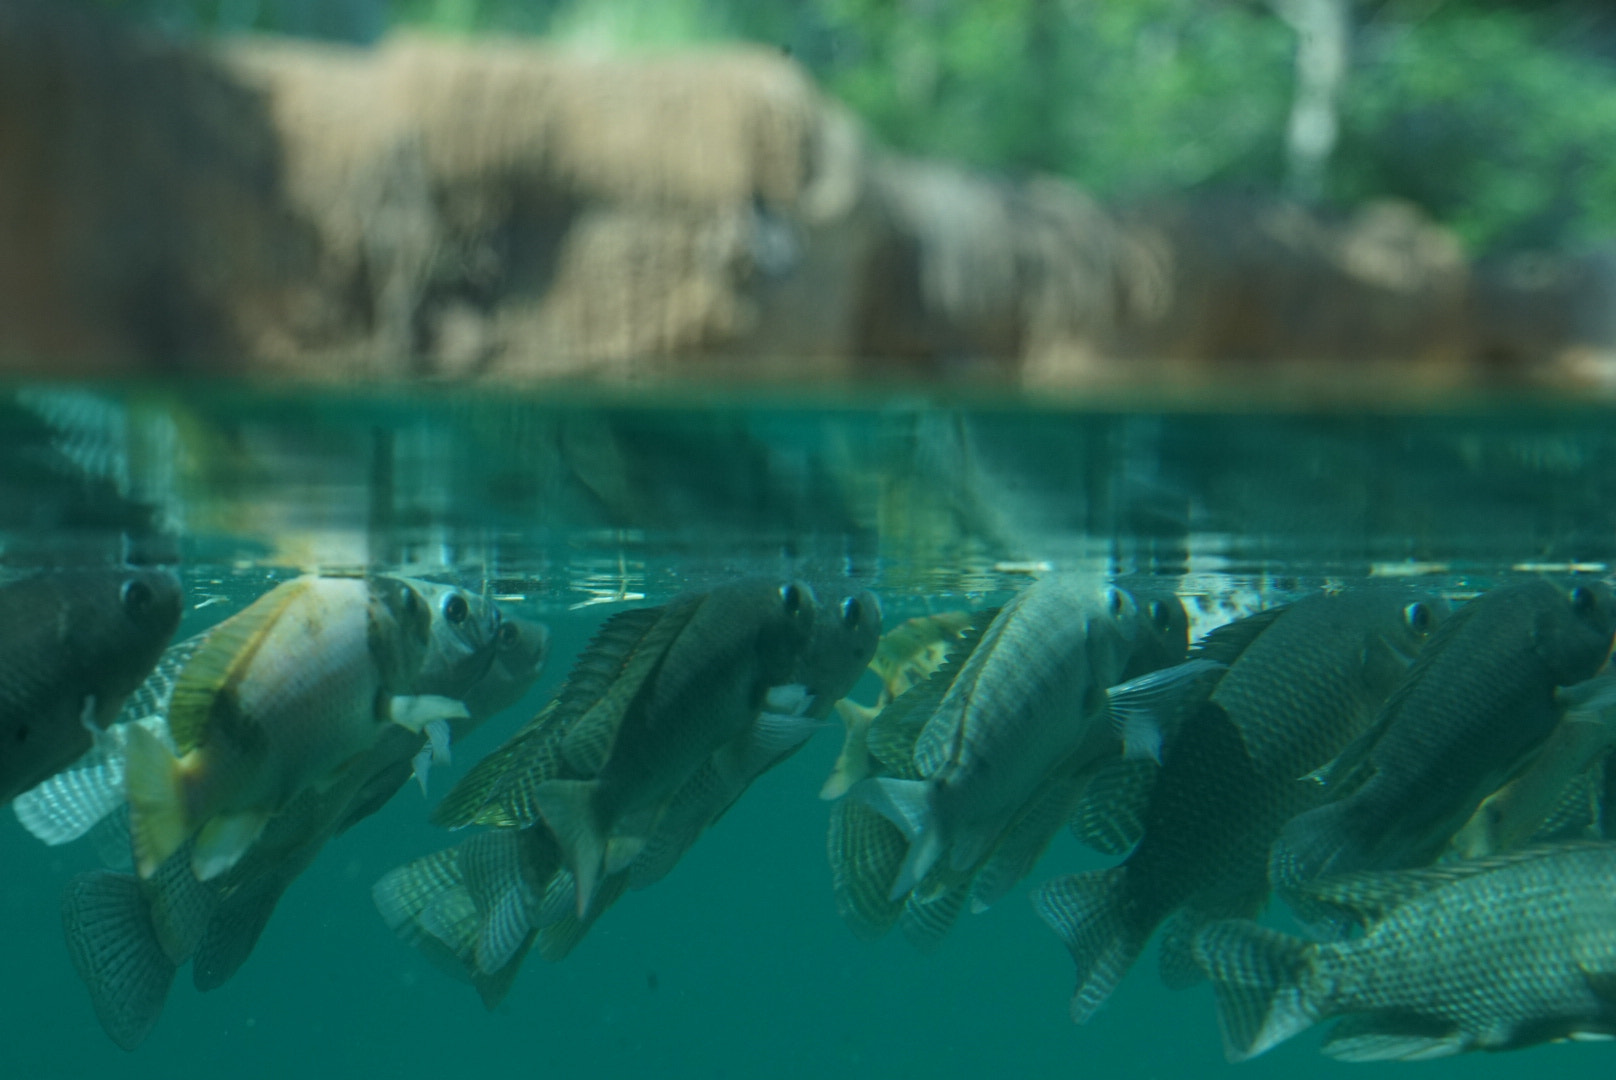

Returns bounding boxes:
[531,779,606,917]
[61,870,177,1052]
[826,800,907,939]
[847,776,940,901]
[123,723,191,880]
[374,845,532,1007]
[1030,868,1148,1023]
[1191,919,1320,1062]
[461,830,544,977]
[192,882,284,991]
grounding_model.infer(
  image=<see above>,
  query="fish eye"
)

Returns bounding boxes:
[443,592,469,625]
[121,578,154,619]
[1149,600,1174,631]
[497,622,521,648]
[841,596,861,628]
[780,583,804,615]
[1404,602,1433,634]
[1571,585,1597,616]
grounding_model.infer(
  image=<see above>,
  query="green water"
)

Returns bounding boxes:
[4,385,1616,1077]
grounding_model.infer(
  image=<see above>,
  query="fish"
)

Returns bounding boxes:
[1194,842,1616,1062]
[820,610,973,800]
[1451,677,1616,858]
[1032,587,1447,1022]
[459,615,551,721]
[454,578,818,915]
[62,583,539,1049]
[624,586,881,889]
[16,581,534,844]
[1273,579,1616,891]
[830,584,1192,946]
[123,574,469,881]
[0,566,182,804]
[845,576,1193,905]
[376,584,871,1002]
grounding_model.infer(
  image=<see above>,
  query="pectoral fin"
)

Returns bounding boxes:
[389,695,470,733]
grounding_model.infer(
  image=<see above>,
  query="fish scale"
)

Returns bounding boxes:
[1032,587,1446,1023]
[1196,843,1616,1061]
[1275,579,1616,889]
[835,584,1188,949]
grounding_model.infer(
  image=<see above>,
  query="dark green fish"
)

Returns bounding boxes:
[376,585,881,1003]
[458,579,817,914]
[1274,579,1616,890]
[627,587,882,889]
[0,566,182,804]
[1195,843,1616,1062]
[1452,684,1616,858]
[1032,588,1446,1023]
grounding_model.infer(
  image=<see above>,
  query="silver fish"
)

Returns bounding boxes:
[847,575,1182,902]
[1195,843,1616,1062]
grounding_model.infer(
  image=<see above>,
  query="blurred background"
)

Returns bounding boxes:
[5,0,1616,391]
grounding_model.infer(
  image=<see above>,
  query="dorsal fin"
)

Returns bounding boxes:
[165,579,310,752]
[1302,842,1604,928]
[1189,604,1290,666]
[432,700,565,828]
[559,596,702,775]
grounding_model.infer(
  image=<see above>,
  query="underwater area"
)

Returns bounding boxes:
[4,385,1616,1078]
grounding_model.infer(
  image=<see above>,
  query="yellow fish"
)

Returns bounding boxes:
[125,574,466,880]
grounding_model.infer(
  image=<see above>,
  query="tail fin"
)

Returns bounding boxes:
[1030,868,1147,1023]
[898,881,967,951]
[460,830,543,976]
[123,724,191,879]
[61,870,177,1051]
[193,880,286,991]
[826,800,907,939]
[847,776,940,900]
[1192,919,1319,1062]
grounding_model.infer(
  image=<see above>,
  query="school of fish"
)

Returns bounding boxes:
[7,564,1616,1063]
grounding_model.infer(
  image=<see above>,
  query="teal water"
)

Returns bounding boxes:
[4,385,1616,1077]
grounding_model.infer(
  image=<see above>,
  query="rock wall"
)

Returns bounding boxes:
[0,1,1605,385]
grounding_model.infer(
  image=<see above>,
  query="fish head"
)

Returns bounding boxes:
[67,566,184,724]
[461,615,551,721]
[396,578,503,698]
[794,588,883,717]
[1121,589,1191,679]
[1346,589,1450,693]
[1080,584,1149,684]
[752,580,820,685]
[365,575,436,689]
[1533,579,1616,684]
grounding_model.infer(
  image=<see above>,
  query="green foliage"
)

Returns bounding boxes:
[80,0,1616,254]
[1333,7,1616,252]
[810,0,1295,196]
